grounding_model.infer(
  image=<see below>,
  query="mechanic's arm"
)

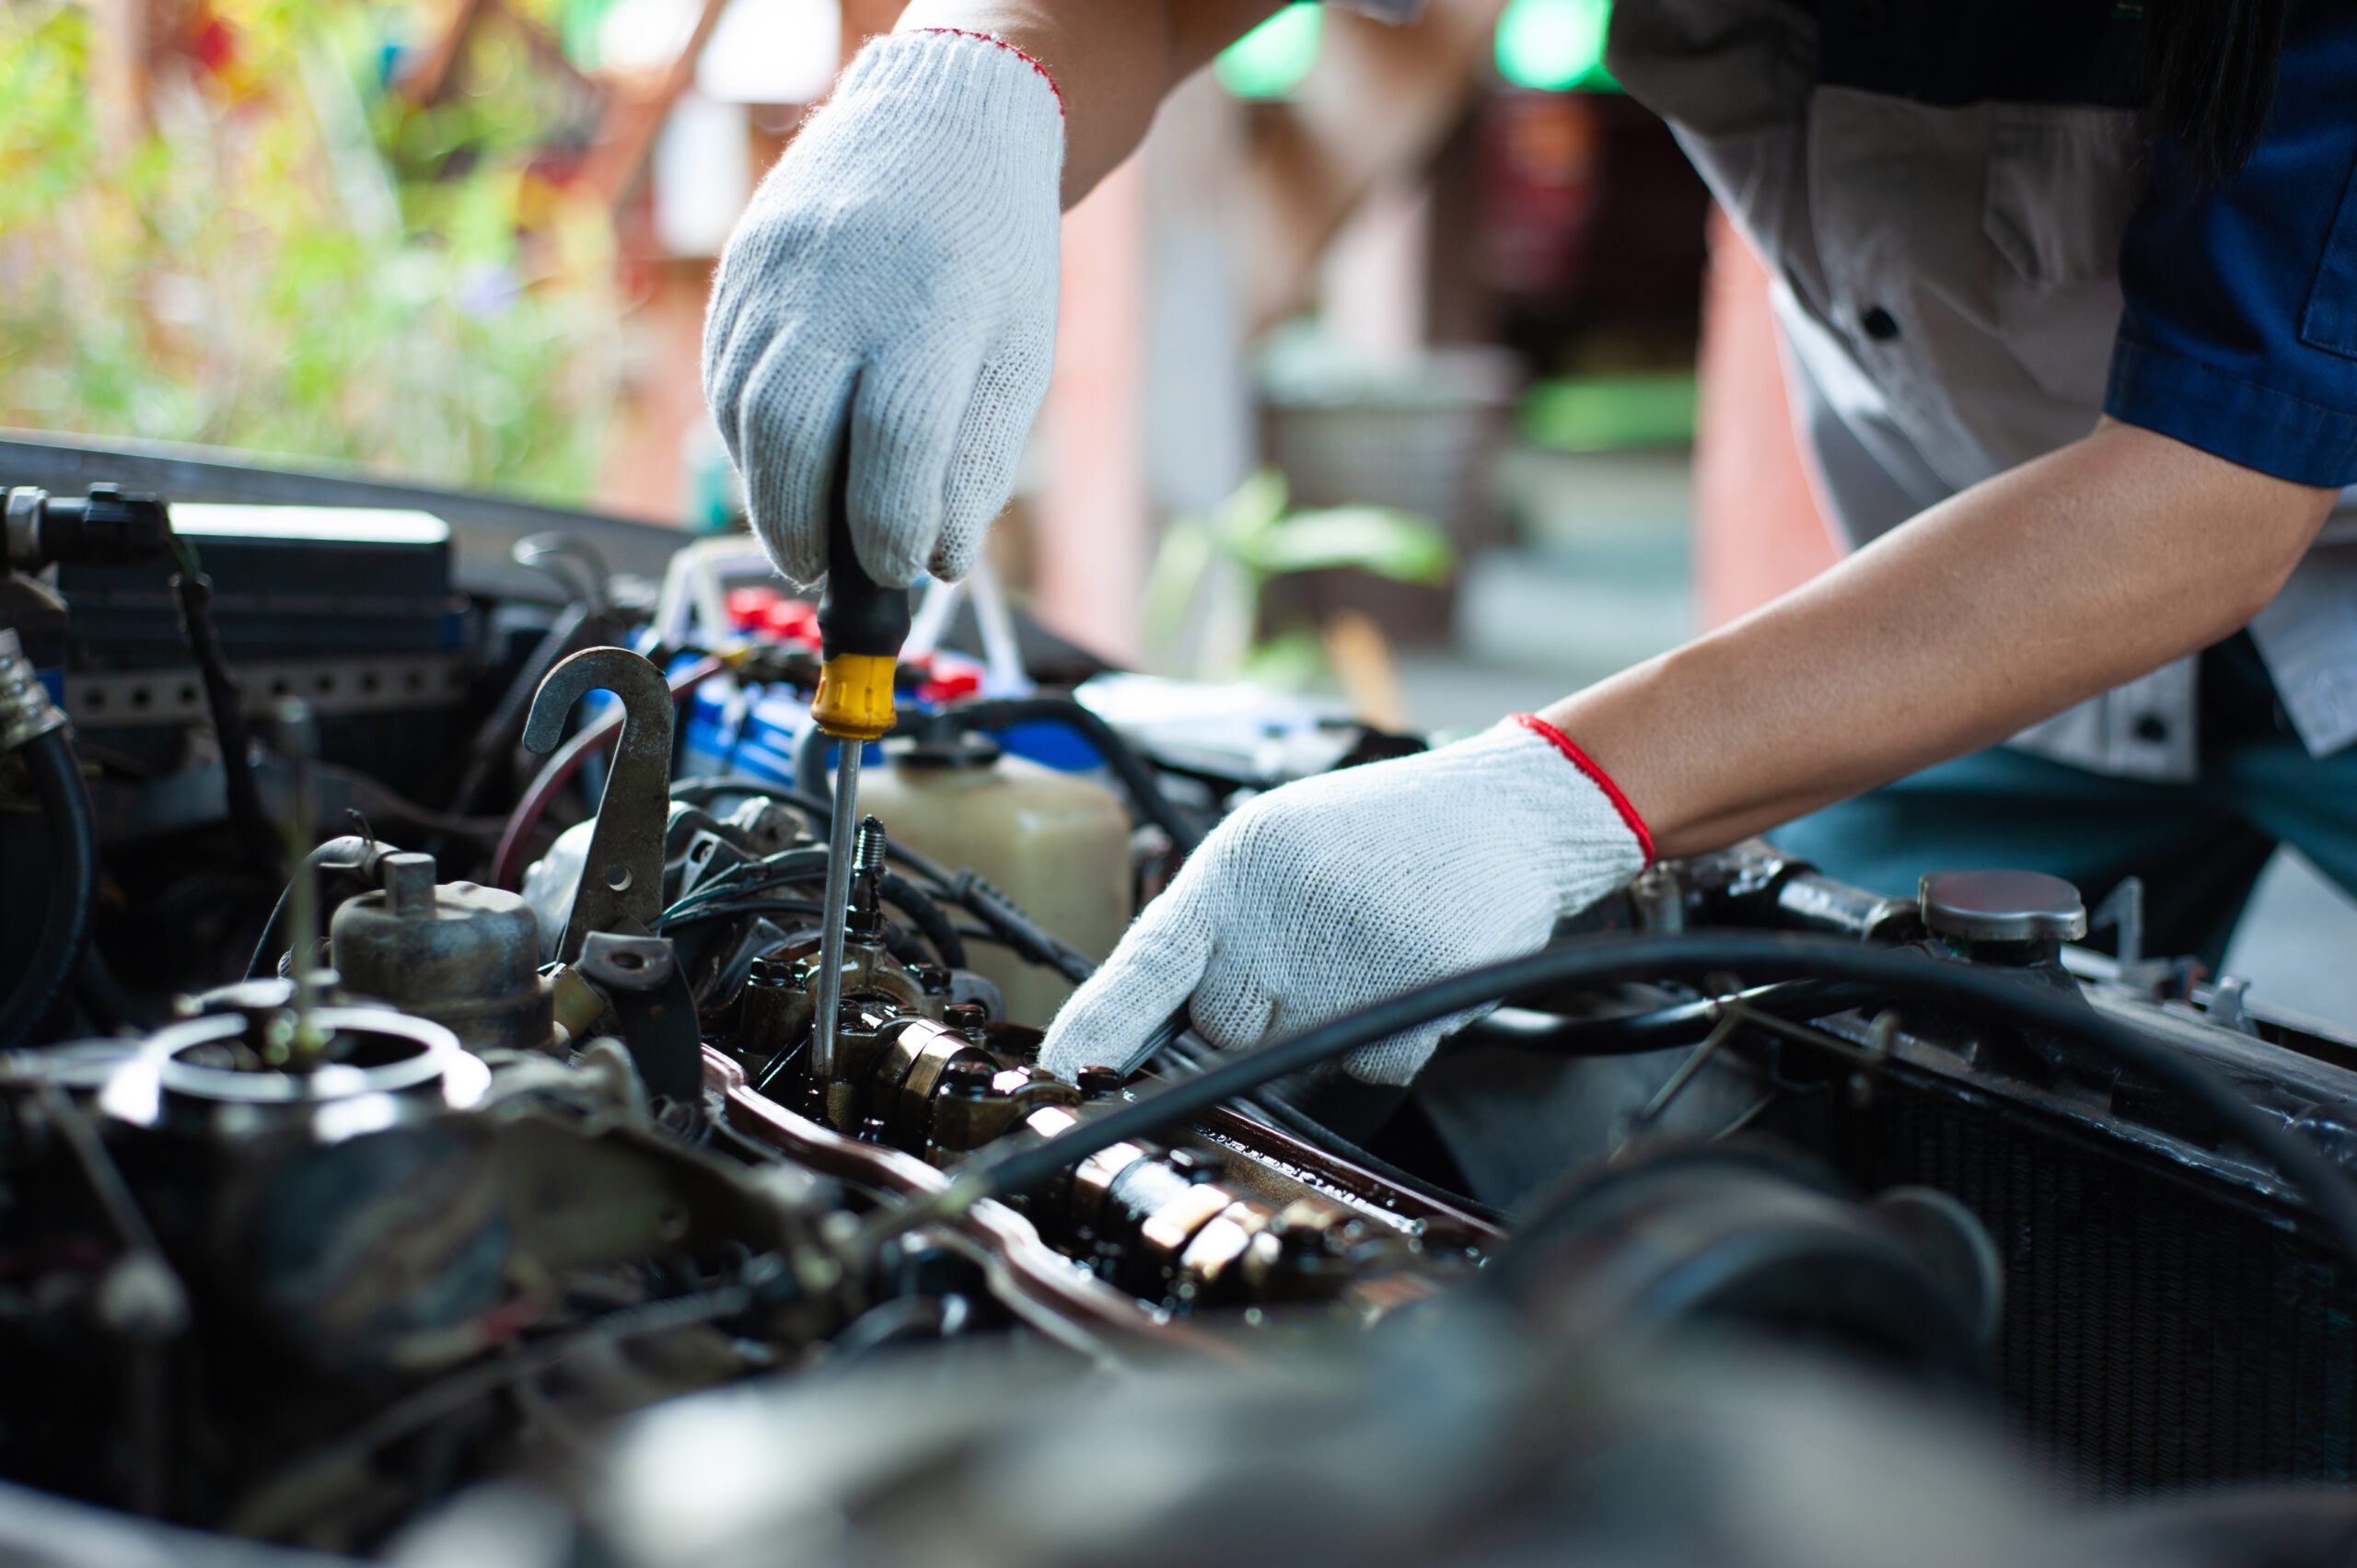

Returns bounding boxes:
[1038,430,2332,1086]
[1040,6,2357,1088]
[1555,422,2335,857]
[895,0,1283,206]
[704,0,1278,588]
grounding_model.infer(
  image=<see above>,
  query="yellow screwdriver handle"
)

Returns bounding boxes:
[811,651,898,741]
[810,454,909,741]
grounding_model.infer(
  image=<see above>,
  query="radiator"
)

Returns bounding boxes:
[1813,1081,2356,1496]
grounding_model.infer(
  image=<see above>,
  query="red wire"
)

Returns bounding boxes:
[490,656,728,891]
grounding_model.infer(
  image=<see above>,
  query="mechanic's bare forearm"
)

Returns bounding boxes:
[1240,0,1509,329]
[896,0,1283,204]
[1547,420,2337,860]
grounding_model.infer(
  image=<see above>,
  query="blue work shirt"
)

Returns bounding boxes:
[1343,0,2357,777]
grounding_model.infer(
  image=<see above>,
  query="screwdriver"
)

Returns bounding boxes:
[808,468,910,1089]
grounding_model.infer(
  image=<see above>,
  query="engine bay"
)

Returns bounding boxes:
[5,456,2357,1566]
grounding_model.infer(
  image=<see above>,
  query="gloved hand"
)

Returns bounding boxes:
[702,29,1064,587]
[1039,716,1653,1086]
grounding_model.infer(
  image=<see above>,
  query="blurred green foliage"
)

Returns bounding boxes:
[1145,468,1453,689]
[0,1,620,502]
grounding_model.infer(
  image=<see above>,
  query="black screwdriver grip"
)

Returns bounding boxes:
[818,448,911,661]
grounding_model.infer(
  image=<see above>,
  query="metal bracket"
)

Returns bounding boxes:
[523,646,672,961]
[575,933,702,1105]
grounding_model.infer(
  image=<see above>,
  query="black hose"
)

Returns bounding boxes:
[935,695,1206,854]
[1476,978,1886,1056]
[0,730,99,1046]
[793,721,835,802]
[450,600,601,815]
[790,694,1206,855]
[1241,1088,1506,1224]
[166,548,275,875]
[664,847,835,921]
[662,860,967,969]
[669,777,1086,977]
[950,933,2357,1274]
[877,869,967,969]
[243,834,381,981]
[672,778,960,887]
[943,870,1096,983]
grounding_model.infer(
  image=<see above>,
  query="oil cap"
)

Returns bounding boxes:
[1919,869,2086,950]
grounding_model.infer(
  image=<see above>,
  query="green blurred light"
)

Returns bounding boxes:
[1216,5,1324,99]
[1495,0,1619,92]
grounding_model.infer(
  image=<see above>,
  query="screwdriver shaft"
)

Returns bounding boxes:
[812,741,865,1083]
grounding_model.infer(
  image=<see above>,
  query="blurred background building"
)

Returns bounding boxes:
[5,0,2351,1008]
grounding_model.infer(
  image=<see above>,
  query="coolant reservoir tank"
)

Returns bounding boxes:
[859,732,1132,1027]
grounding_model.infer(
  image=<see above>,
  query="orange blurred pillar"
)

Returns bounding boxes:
[1691,206,1839,627]
[1033,160,1153,665]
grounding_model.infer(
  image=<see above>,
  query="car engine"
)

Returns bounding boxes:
[4,454,2356,1567]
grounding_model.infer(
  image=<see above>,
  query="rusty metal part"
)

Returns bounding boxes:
[551,966,607,1044]
[922,1062,1078,1165]
[330,851,554,1051]
[737,940,941,1106]
[736,945,1070,1153]
[705,1048,1236,1362]
[721,934,1469,1317]
[522,647,673,961]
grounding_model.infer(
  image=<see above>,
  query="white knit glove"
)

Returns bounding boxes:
[702,29,1064,587]
[1039,718,1653,1086]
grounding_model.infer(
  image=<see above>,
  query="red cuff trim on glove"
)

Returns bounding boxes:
[911,28,1065,114]
[1512,714,1655,864]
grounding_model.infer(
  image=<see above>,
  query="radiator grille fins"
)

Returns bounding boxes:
[1823,1086,2357,1494]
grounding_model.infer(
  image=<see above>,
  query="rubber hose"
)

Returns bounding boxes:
[1478,977,1887,1056]
[945,871,1097,984]
[168,566,276,875]
[672,776,963,889]
[936,695,1206,854]
[877,870,967,970]
[670,778,1082,974]
[243,835,377,981]
[792,720,835,802]
[664,859,966,970]
[490,656,726,891]
[450,600,598,815]
[961,932,2357,1277]
[0,730,99,1046]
